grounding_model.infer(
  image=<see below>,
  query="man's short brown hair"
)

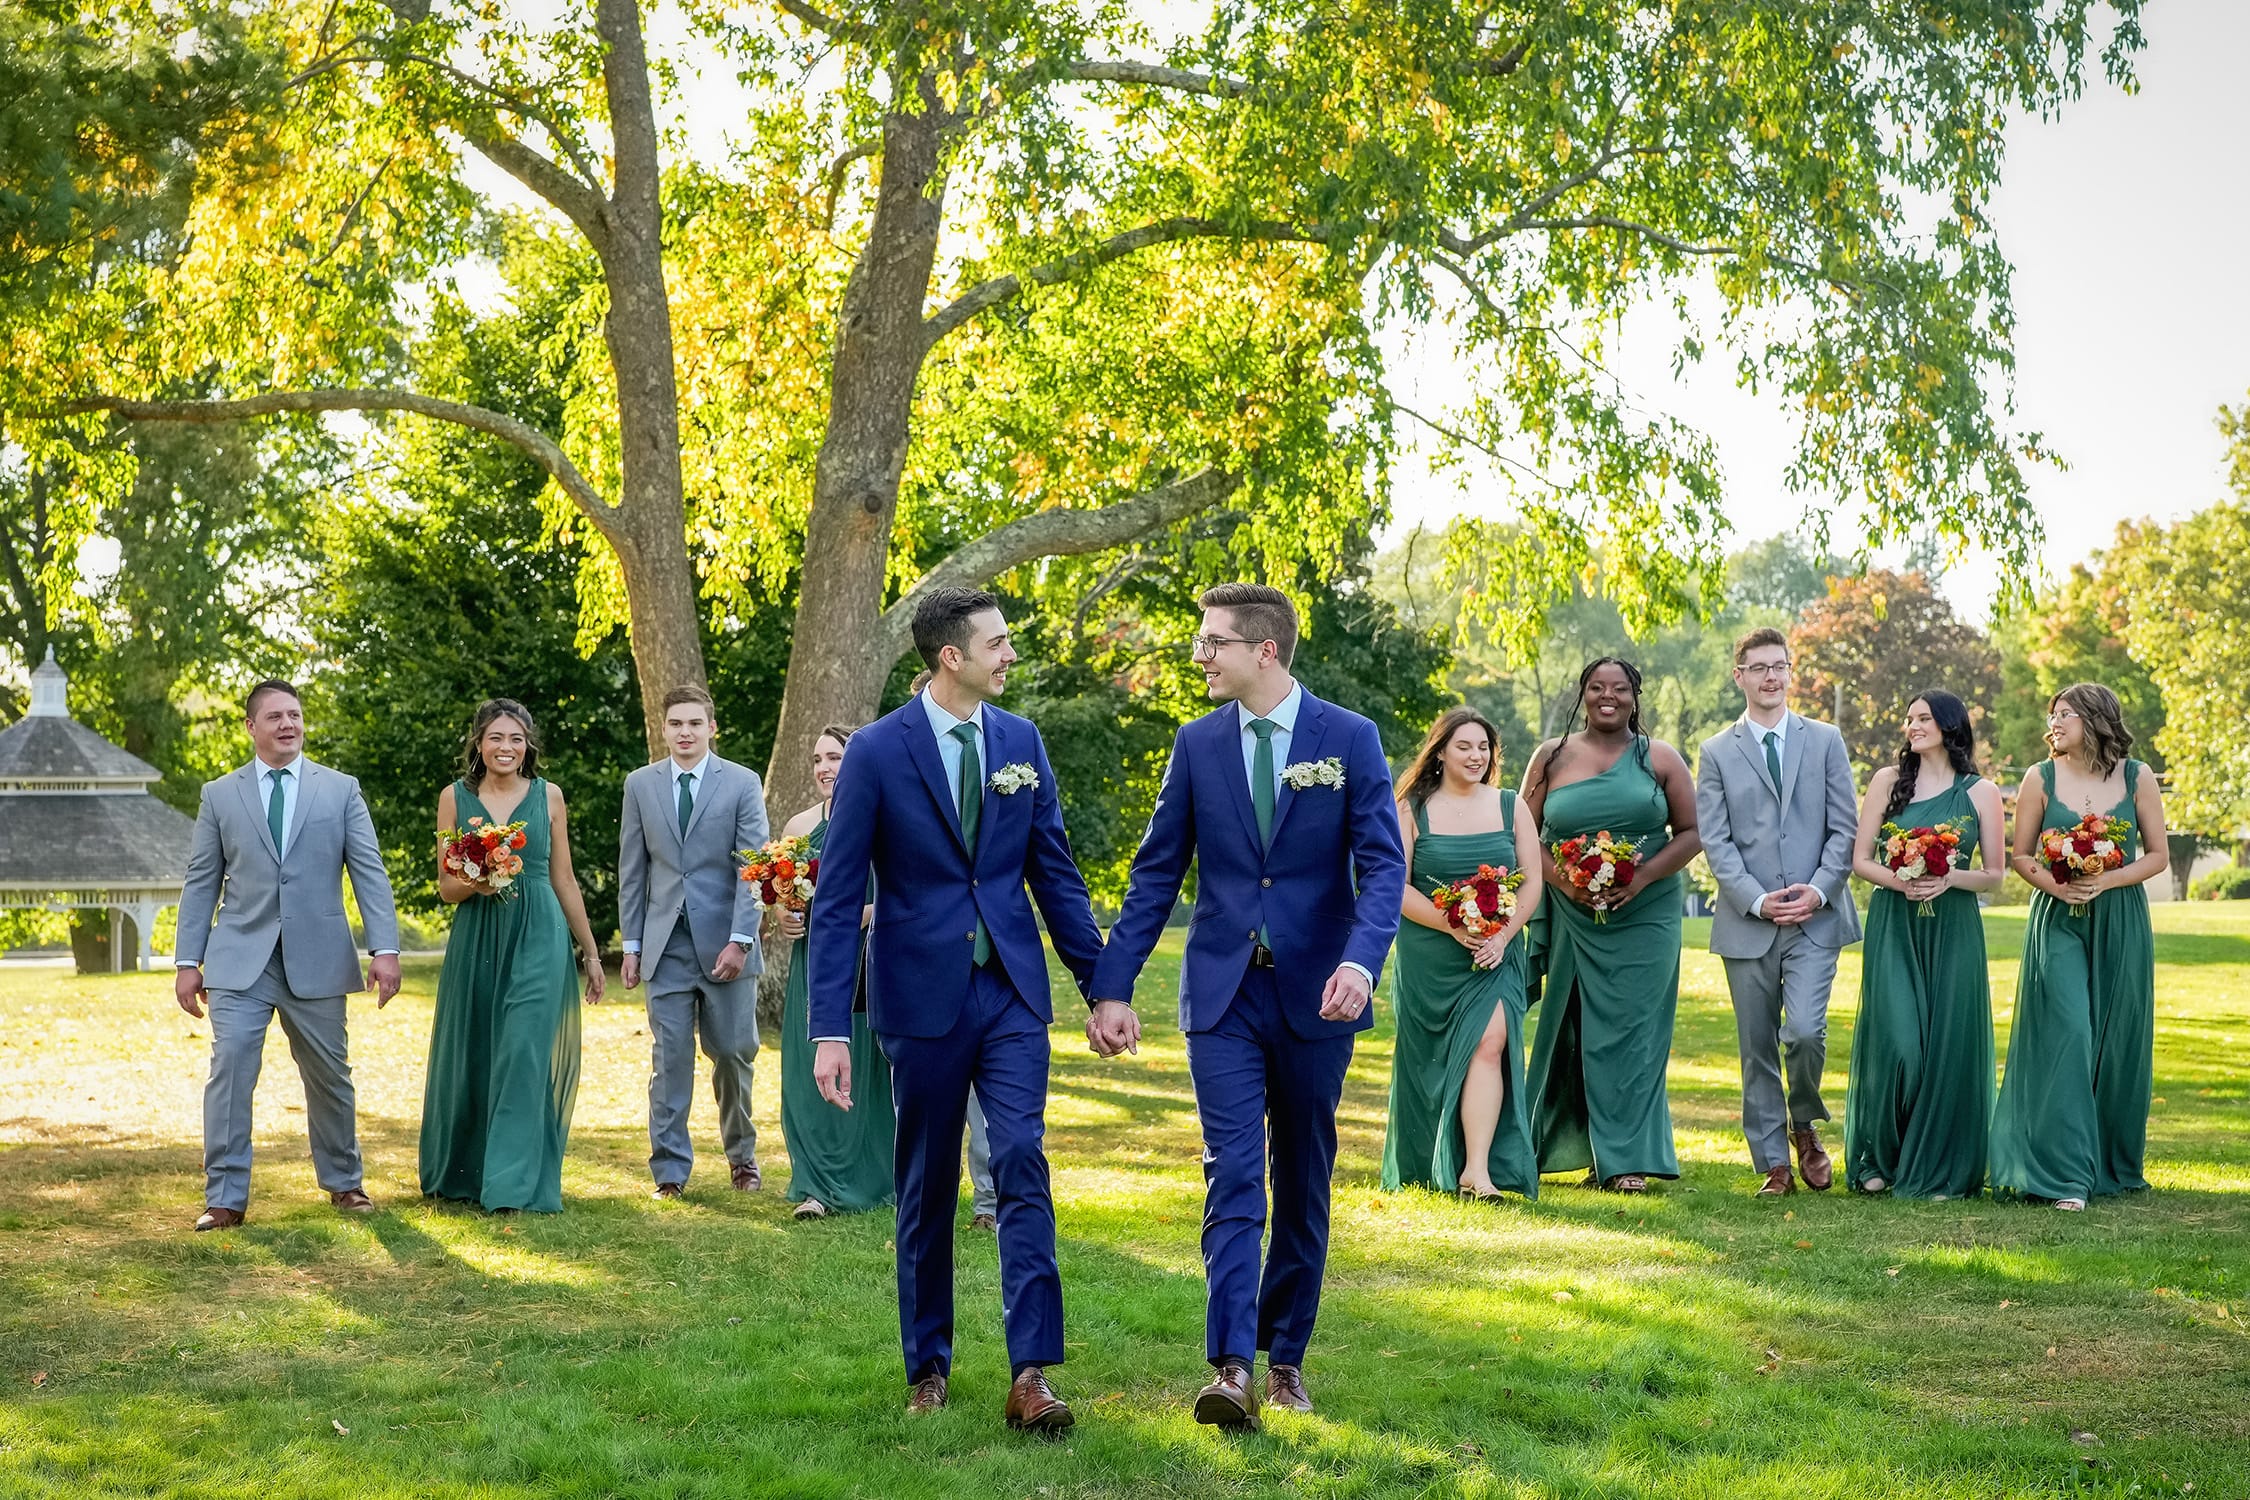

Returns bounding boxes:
[1197,582,1299,668]
[662,684,716,716]
[1733,626,1790,665]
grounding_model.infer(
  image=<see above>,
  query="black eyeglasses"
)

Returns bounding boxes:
[1189,634,1264,658]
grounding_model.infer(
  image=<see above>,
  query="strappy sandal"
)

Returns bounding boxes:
[792,1197,830,1221]
[1603,1174,1649,1194]
[1457,1183,1504,1203]
[2055,1197,2087,1213]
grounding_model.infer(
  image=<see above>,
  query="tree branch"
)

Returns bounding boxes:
[822,140,881,231]
[457,123,612,253]
[52,390,623,538]
[873,467,1241,661]
[925,216,1331,348]
[1065,59,1248,98]
[776,0,870,43]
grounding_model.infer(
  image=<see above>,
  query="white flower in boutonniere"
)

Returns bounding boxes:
[1280,757,1347,791]
[988,762,1041,795]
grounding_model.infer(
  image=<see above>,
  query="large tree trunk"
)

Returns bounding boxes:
[763,99,952,820]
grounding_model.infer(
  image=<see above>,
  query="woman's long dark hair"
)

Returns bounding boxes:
[462,698,542,791]
[1394,705,1501,807]
[1527,656,1649,803]
[1882,690,1975,820]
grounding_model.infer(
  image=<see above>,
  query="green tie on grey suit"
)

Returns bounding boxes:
[677,770,694,835]
[950,723,989,964]
[1249,717,1276,948]
[266,767,288,857]
[1763,730,1783,795]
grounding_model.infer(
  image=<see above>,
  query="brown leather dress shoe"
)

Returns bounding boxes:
[1194,1360,1260,1431]
[731,1162,762,1192]
[1265,1363,1313,1413]
[969,1212,997,1232]
[1003,1367,1073,1432]
[330,1189,375,1213]
[194,1206,245,1232]
[1756,1164,1796,1197]
[1792,1127,1834,1191]
[651,1182,685,1201]
[907,1373,947,1414]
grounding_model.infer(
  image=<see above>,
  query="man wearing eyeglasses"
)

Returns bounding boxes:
[1695,626,1863,1197]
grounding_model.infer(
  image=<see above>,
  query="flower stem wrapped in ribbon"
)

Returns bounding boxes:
[439,816,529,899]
[2039,812,2131,920]
[1878,819,1968,917]
[738,834,818,914]
[1429,863,1525,940]
[1549,830,1642,924]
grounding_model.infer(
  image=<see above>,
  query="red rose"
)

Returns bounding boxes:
[1612,859,1637,886]
[1577,854,1604,877]
[806,857,820,885]
[510,831,527,849]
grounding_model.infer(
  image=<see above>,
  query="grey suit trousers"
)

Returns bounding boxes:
[203,947,361,1210]
[1721,924,1840,1170]
[645,925,759,1185]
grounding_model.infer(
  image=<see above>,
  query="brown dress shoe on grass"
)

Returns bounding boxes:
[330,1189,375,1214]
[1756,1164,1796,1197]
[194,1206,245,1232]
[731,1162,762,1192]
[907,1373,948,1414]
[651,1182,685,1201]
[1265,1363,1313,1413]
[1004,1367,1073,1433]
[1792,1127,1834,1191]
[1194,1360,1259,1431]
[969,1212,997,1232]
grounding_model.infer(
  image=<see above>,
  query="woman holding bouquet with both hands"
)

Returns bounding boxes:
[1991,683,2167,1211]
[1520,659,1702,1193]
[421,699,604,1214]
[775,724,894,1220]
[1382,707,1546,1201]
[1844,691,2005,1199]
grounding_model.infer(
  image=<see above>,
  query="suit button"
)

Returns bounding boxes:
[1248,929,1257,940]
[972,879,979,887]
[1261,877,1272,888]
[966,931,977,942]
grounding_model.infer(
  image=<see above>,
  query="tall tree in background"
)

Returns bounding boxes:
[27,0,2145,819]
[1789,570,2002,774]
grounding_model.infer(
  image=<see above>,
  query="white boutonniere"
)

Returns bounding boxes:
[1280,757,1347,791]
[988,762,1040,795]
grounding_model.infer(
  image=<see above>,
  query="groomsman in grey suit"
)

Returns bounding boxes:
[173,680,402,1232]
[619,685,769,1197]
[1696,627,1863,1197]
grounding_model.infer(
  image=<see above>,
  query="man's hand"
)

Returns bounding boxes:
[1318,965,1374,1023]
[712,941,749,982]
[813,1040,854,1110]
[175,965,206,1020]
[369,954,402,1008]
[621,953,642,990]
[1762,884,1817,925]
[1086,1000,1141,1057]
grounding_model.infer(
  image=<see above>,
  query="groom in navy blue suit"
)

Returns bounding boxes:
[808,586,1104,1431]
[1089,583,1406,1429]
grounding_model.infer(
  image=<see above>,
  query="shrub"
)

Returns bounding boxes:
[2188,865,2250,901]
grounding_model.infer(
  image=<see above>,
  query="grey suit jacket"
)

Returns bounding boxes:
[175,758,403,996]
[618,753,769,982]
[1695,714,1863,960]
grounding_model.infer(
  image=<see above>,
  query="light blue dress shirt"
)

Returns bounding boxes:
[921,690,988,807]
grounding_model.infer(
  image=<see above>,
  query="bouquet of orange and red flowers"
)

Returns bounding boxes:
[1878,819,1968,917]
[738,834,818,913]
[1549,830,1642,923]
[2039,812,2130,919]
[440,816,528,898]
[1430,864,1526,940]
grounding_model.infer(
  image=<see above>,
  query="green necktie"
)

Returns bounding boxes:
[677,770,694,836]
[266,767,288,857]
[1249,718,1277,845]
[1763,730,1783,795]
[950,723,989,964]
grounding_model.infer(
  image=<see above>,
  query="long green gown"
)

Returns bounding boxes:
[1990,759,2157,1201]
[1382,791,1539,1199]
[420,778,582,1213]
[1844,775,1994,1198]
[1525,740,1683,1182]
[780,817,895,1212]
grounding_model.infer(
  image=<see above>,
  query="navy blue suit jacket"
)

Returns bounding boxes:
[1090,689,1407,1038]
[807,695,1104,1040]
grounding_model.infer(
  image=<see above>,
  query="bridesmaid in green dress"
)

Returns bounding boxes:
[1992,683,2168,1211]
[1520,658,1703,1192]
[1844,691,2005,1199]
[1382,706,1547,1200]
[775,724,895,1220]
[421,699,604,1214]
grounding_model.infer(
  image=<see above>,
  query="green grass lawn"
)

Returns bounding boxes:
[2,906,2246,1499]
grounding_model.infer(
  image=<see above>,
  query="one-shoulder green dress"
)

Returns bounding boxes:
[1382,790,1538,1199]
[420,778,582,1213]
[1844,775,1994,1198]
[779,817,895,1212]
[1990,760,2157,1201]
[1525,741,1683,1182]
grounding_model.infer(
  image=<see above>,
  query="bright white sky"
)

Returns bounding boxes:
[1381,0,2250,618]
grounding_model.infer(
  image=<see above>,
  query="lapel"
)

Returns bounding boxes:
[978,711,1008,855]
[1731,721,1777,804]
[683,757,721,843]
[1779,713,1809,822]
[286,761,319,858]
[902,700,970,855]
[649,763,687,855]
[236,763,282,865]
[1212,705,1264,852]
[1267,690,1330,847]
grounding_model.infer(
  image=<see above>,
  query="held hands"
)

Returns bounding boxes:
[812,1039,854,1111]
[1086,1000,1141,1058]
[175,965,206,1020]
[368,954,402,1008]
[1318,965,1373,1023]
[712,941,749,983]
[621,953,642,990]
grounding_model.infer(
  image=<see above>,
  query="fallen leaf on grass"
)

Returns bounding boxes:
[2047,1346,2059,1358]
[1999,1299,2014,1309]
[30,1371,47,1388]
[726,1317,742,1326]
[1756,1348,1781,1375]
[1886,1266,1901,1277]
[1794,1240,1814,1250]
[331,1420,350,1437]
[1782,1210,1796,1221]
[2070,1430,2099,1445]
[1551,1291,1573,1302]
